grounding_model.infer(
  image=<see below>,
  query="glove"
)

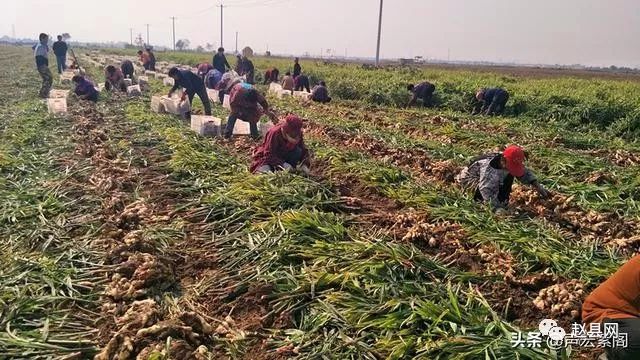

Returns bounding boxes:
[535,183,551,199]
[281,162,293,171]
[299,165,310,175]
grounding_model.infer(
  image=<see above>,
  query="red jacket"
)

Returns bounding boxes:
[229,83,269,123]
[250,123,309,173]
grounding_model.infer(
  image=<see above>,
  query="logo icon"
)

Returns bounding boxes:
[539,319,558,336]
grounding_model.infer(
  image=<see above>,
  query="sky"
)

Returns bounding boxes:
[3,0,640,67]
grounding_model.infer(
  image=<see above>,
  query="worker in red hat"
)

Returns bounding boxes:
[250,115,310,174]
[456,145,550,212]
[582,255,640,359]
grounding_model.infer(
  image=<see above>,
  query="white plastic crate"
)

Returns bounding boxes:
[151,96,165,113]
[124,78,133,87]
[277,89,292,99]
[163,77,175,86]
[223,94,231,110]
[49,89,69,99]
[162,96,190,115]
[47,98,67,115]
[138,76,149,87]
[231,119,251,135]
[191,116,221,137]
[269,83,283,94]
[156,73,167,79]
[206,89,219,103]
[293,91,311,100]
[145,70,156,76]
[127,85,142,97]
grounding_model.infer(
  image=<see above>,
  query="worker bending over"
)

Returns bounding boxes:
[264,68,280,84]
[205,69,223,89]
[582,255,640,359]
[167,67,212,118]
[474,87,509,116]
[281,72,294,92]
[294,74,310,93]
[456,145,549,213]
[310,81,331,103]
[224,83,277,139]
[104,65,126,92]
[121,60,135,80]
[72,75,99,102]
[197,63,214,80]
[251,114,310,174]
[407,81,436,107]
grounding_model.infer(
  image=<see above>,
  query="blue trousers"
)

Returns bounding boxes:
[56,55,66,74]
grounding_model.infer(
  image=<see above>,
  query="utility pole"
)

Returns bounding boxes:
[129,28,133,45]
[171,17,176,50]
[220,4,224,48]
[12,24,15,39]
[235,31,238,53]
[375,0,383,67]
[145,24,150,45]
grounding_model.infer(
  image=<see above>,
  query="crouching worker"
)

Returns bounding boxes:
[473,87,509,116]
[72,75,99,102]
[582,255,640,360]
[224,83,277,139]
[456,145,550,214]
[310,81,331,103]
[251,115,310,174]
[407,81,436,107]
[105,65,126,92]
[121,60,135,80]
[167,67,212,118]
[263,67,280,84]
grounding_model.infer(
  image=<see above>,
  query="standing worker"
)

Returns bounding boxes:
[146,48,157,71]
[293,57,301,78]
[310,81,331,103]
[34,33,52,98]
[406,81,436,107]
[72,75,99,102]
[223,83,277,139]
[294,74,310,93]
[582,255,640,359]
[120,59,135,80]
[281,72,294,92]
[212,47,231,74]
[241,55,255,84]
[456,145,550,213]
[52,35,68,74]
[167,67,212,118]
[104,65,126,92]
[473,87,509,116]
[251,114,310,174]
[234,55,243,74]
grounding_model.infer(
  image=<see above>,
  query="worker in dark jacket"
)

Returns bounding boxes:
[121,60,135,80]
[251,114,310,174]
[293,57,301,78]
[72,75,99,102]
[224,83,277,139]
[582,255,640,360]
[52,35,68,74]
[241,56,255,84]
[456,145,550,213]
[407,81,436,107]
[294,74,310,93]
[168,67,212,118]
[146,48,157,71]
[34,33,52,98]
[197,63,214,80]
[212,47,231,74]
[105,65,126,92]
[263,68,280,84]
[310,81,331,103]
[474,87,509,116]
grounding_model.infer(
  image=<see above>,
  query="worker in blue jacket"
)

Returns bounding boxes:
[473,87,510,116]
[167,67,212,118]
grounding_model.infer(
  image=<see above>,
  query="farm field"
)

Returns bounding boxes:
[1,44,639,359]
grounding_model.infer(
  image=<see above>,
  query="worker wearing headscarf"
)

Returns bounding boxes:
[251,114,310,174]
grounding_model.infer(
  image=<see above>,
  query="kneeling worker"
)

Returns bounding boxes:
[473,87,509,116]
[251,114,310,174]
[582,255,640,359]
[310,81,331,103]
[72,75,99,102]
[407,81,436,107]
[456,145,550,213]
[121,59,135,80]
[224,83,277,139]
[167,67,212,118]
